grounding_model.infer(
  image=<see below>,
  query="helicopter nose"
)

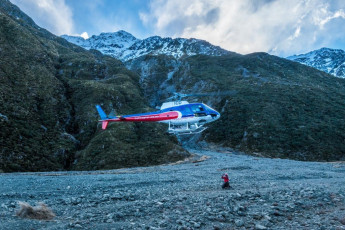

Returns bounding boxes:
[210,110,220,119]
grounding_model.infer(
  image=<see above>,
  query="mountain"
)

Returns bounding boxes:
[0,0,188,172]
[61,31,233,62]
[287,48,345,78]
[127,53,345,162]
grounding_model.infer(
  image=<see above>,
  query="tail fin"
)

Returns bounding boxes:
[95,105,107,120]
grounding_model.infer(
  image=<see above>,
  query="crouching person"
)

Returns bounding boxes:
[221,173,230,189]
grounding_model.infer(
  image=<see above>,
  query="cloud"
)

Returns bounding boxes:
[141,0,345,56]
[10,0,74,35]
[318,9,345,28]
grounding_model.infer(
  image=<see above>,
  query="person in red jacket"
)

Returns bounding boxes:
[221,173,230,189]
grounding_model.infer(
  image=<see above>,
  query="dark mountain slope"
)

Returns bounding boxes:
[0,0,188,172]
[199,53,345,161]
[129,53,345,161]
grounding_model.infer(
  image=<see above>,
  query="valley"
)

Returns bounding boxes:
[1,0,345,229]
[0,148,344,229]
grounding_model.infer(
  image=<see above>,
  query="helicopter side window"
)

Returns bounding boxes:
[178,106,192,115]
[191,104,207,116]
[191,105,203,112]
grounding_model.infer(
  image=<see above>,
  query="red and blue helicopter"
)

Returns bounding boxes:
[96,92,233,134]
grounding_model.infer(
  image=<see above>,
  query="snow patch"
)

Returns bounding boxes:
[286,48,345,78]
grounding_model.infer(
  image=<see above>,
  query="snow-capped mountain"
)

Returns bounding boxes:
[287,48,345,78]
[61,30,232,62]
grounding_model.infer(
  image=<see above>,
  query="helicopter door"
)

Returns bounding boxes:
[191,104,207,117]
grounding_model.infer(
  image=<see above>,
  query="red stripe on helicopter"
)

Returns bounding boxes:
[106,111,181,122]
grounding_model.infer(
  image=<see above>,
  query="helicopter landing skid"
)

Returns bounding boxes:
[173,127,207,135]
[168,122,207,135]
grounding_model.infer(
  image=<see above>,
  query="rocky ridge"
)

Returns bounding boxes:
[61,31,232,62]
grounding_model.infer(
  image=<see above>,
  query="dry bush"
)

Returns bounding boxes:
[16,201,55,220]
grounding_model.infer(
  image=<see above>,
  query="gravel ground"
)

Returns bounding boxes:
[1,148,345,229]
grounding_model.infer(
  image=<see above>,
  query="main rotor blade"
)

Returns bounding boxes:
[167,90,237,100]
[181,90,238,97]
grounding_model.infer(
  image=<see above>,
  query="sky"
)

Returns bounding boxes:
[10,0,345,57]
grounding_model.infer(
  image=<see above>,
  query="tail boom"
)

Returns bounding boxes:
[96,104,181,130]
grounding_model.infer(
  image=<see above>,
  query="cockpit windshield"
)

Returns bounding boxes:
[203,104,216,112]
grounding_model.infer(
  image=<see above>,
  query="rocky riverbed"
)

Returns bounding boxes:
[1,148,345,229]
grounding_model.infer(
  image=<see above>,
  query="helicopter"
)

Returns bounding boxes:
[95,91,235,135]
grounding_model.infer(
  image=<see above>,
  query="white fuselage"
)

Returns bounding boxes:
[159,114,218,125]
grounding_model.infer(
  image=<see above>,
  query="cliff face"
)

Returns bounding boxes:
[0,0,188,172]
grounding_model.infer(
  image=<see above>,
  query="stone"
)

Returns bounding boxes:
[340,218,345,225]
[193,222,201,228]
[235,219,244,227]
[264,215,271,221]
[255,224,267,230]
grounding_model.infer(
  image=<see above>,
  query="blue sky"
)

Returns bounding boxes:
[66,0,152,39]
[10,0,345,57]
